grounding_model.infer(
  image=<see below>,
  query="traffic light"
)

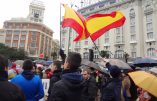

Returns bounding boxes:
[89,49,94,61]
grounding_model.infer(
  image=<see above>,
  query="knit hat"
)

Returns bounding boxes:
[109,65,121,78]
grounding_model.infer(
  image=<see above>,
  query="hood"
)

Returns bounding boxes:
[62,69,84,90]
[22,70,34,80]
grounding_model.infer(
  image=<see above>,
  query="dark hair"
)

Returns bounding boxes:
[53,60,61,70]
[66,52,82,69]
[109,65,121,78]
[22,59,33,70]
[0,54,8,71]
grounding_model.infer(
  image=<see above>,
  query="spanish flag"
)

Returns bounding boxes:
[86,11,126,41]
[62,5,89,41]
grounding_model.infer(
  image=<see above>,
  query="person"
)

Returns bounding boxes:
[47,60,62,101]
[81,68,97,101]
[49,52,84,101]
[0,54,25,101]
[11,62,18,74]
[11,59,44,101]
[101,65,122,101]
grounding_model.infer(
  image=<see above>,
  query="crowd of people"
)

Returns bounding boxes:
[0,52,157,101]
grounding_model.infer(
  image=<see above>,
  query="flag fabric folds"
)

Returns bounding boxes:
[62,4,89,41]
[62,5,126,42]
[86,11,126,41]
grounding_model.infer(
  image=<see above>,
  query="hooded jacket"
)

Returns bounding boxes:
[0,70,25,101]
[49,69,84,101]
[101,78,122,101]
[11,70,44,101]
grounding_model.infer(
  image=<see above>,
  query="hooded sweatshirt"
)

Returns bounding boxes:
[11,70,44,101]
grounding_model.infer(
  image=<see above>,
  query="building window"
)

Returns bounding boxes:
[116,28,120,34]
[131,44,136,58]
[130,26,135,33]
[95,39,100,45]
[13,36,19,40]
[94,51,99,59]
[31,31,36,41]
[115,50,124,58]
[105,31,109,37]
[12,43,18,47]
[30,42,36,47]
[6,36,11,40]
[147,32,153,40]
[5,43,11,47]
[6,30,12,34]
[21,36,26,40]
[116,36,121,43]
[146,23,153,32]
[20,43,25,47]
[146,13,152,22]
[21,31,27,35]
[83,52,89,59]
[130,17,135,25]
[105,38,109,43]
[84,40,88,45]
[14,30,20,35]
[147,48,155,57]
[131,34,136,41]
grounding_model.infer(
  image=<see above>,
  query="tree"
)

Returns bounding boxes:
[51,52,57,60]
[0,43,28,60]
[100,50,110,58]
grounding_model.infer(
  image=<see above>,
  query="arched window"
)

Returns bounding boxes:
[83,52,89,59]
[147,48,155,57]
[115,50,124,59]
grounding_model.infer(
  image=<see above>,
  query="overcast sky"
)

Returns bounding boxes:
[0,0,81,40]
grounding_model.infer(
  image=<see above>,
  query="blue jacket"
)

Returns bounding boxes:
[11,73,44,101]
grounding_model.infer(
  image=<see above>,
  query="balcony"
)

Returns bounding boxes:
[114,41,125,45]
[130,41,137,44]
[146,39,156,43]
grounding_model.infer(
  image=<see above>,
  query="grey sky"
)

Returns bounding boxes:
[0,0,81,40]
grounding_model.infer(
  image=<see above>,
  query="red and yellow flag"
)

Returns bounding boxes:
[62,5,89,41]
[86,11,126,41]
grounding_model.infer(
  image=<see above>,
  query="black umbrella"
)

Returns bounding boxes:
[81,60,101,71]
[133,58,157,67]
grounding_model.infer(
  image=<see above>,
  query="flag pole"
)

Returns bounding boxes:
[60,3,62,49]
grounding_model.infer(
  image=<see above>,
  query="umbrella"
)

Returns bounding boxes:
[46,61,53,66]
[15,60,24,67]
[149,67,157,75]
[99,58,131,70]
[128,71,157,97]
[35,60,47,66]
[81,60,101,71]
[133,58,157,67]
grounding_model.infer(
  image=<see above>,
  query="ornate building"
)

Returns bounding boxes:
[3,0,54,58]
[61,0,157,60]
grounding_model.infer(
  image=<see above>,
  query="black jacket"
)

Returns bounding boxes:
[101,78,122,101]
[48,70,62,101]
[0,71,25,101]
[49,69,84,101]
[81,76,97,101]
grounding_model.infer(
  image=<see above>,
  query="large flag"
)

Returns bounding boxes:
[86,11,126,41]
[62,4,89,41]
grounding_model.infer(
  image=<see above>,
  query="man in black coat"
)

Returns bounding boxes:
[81,69,97,101]
[48,60,62,101]
[0,54,25,101]
[101,65,122,101]
[49,52,84,101]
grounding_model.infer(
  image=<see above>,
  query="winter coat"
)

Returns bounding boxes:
[81,76,97,101]
[11,70,44,101]
[48,69,62,101]
[48,69,84,101]
[101,78,122,101]
[0,70,25,101]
